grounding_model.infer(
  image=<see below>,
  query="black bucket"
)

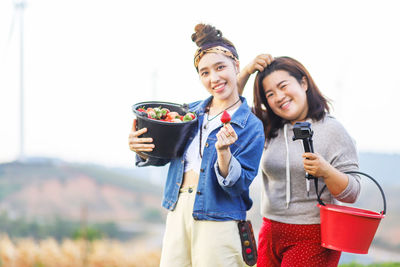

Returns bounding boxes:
[132,101,198,159]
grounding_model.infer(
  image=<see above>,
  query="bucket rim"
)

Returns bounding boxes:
[132,100,188,109]
[318,204,384,219]
[132,101,198,126]
[321,242,369,254]
[318,171,387,215]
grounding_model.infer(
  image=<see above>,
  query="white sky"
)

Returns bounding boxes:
[1,0,399,168]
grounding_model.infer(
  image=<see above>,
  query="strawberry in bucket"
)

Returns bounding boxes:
[137,106,196,123]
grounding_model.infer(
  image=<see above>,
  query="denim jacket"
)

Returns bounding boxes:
[136,96,265,221]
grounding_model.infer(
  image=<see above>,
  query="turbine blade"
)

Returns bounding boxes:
[7,2,18,43]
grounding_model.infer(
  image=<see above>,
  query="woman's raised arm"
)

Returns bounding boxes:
[237,53,274,95]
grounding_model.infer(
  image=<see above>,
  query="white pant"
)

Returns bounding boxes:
[159,188,244,267]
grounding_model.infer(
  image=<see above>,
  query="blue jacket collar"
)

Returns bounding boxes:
[190,96,250,129]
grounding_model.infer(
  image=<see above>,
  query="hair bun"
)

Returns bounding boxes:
[191,23,223,47]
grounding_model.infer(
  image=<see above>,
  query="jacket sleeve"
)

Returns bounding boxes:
[214,122,265,196]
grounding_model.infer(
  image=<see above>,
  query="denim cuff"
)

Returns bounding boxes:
[214,156,241,187]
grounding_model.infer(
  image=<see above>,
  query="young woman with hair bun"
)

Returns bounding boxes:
[128,24,265,267]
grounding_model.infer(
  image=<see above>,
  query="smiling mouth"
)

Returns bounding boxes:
[280,100,291,110]
[213,83,226,92]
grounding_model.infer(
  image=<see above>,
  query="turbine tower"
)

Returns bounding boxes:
[12,0,27,161]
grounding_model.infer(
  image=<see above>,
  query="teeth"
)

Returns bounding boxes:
[281,101,290,109]
[214,84,224,90]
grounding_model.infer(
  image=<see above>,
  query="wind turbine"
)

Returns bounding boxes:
[9,0,27,161]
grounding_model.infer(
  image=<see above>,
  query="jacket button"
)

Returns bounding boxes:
[196,191,201,195]
[200,168,204,172]
[205,143,209,147]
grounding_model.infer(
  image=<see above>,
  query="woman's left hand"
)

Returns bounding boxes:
[302,152,332,178]
[215,124,238,151]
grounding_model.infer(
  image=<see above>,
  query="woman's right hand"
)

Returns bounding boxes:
[128,119,154,159]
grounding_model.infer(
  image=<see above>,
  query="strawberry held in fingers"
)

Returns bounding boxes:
[220,110,231,125]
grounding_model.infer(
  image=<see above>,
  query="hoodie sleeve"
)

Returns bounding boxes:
[323,117,361,203]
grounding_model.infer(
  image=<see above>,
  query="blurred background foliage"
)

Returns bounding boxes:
[0,152,399,266]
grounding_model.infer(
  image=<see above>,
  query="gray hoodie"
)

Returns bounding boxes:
[260,115,361,224]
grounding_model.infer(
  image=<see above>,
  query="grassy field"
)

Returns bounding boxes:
[0,235,161,267]
[1,234,399,267]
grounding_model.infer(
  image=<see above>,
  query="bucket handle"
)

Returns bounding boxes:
[317,171,386,215]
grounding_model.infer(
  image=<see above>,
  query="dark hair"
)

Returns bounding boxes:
[191,23,238,59]
[253,56,331,140]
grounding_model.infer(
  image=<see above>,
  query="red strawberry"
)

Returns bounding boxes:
[147,110,156,119]
[182,113,194,122]
[166,111,180,120]
[220,110,231,124]
[160,108,169,119]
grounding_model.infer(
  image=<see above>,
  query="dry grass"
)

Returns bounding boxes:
[0,235,161,267]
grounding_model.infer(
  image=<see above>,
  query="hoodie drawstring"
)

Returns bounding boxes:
[283,124,291,208]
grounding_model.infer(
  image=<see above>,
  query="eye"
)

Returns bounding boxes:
[217,65,226,70]
[200,71,209,77]
[265,91,273,98]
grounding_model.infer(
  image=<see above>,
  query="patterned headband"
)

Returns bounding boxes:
[194,44,239,70]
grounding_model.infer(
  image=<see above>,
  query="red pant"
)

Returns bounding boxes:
[257,217,341,267]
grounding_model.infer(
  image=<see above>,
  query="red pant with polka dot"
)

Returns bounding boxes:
[257,217,341,267]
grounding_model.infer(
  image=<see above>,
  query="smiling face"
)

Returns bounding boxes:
[197,52,240,105]
[262,70,309,124]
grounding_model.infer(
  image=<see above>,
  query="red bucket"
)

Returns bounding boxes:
[318,171,386,254]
